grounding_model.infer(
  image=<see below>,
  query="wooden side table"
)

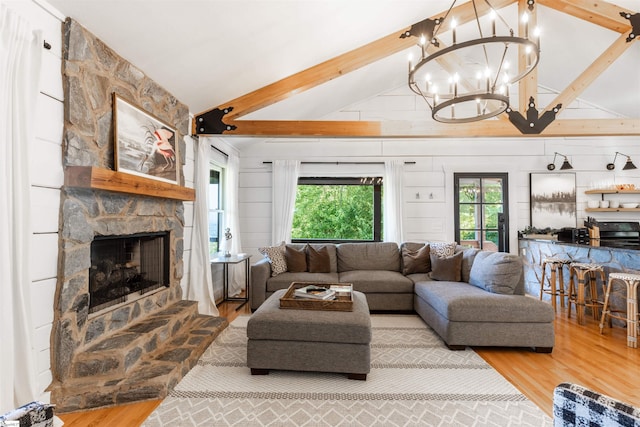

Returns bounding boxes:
[211,253,251,311]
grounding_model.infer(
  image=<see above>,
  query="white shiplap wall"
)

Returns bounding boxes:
[4,0,65,403]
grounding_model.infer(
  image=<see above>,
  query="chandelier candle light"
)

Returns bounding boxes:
[407,0,541,123]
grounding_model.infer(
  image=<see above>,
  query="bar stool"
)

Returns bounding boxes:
[568,262,606,325]
[539,257,571,312]
[599,272,640,348]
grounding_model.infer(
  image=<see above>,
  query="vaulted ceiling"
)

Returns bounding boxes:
[46,0,640,140]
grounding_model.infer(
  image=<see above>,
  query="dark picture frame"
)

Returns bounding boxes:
[113,93,178,184]
[530,172,577,229]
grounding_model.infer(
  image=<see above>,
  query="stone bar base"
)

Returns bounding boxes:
[519,238,640,325]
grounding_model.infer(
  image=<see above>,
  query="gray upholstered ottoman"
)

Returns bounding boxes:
[247,289,372,380]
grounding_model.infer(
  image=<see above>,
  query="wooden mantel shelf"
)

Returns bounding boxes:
[65,166,195,201]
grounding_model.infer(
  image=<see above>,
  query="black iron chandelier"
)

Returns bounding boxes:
[407,0,541,123]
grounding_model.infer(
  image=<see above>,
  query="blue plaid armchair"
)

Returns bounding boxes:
[553,383,640,427]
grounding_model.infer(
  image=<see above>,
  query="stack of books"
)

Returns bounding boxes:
[294,285,336,300]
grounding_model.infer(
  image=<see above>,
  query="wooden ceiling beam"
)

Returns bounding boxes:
[209,118,640,138]
[209,120,381,137]
[537,0,632,33]
[543,32,633,115]
[197,0,516,121]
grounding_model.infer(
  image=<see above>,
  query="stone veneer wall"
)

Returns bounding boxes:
[51,18,190,383]
[519,238,640,324]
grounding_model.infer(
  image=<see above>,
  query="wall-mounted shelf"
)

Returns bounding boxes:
[64,166,195,201]
[585,208,640,212]
[585,188,640,213]
[585,189,640,194]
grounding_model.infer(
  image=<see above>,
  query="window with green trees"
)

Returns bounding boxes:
[291,177,382,243]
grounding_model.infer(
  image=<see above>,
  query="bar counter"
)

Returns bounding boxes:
[519,238,640,321]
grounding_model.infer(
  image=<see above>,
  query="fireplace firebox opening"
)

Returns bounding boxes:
[89,231,170,314]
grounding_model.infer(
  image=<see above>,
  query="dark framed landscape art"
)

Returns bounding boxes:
[113,93,178,184]
[529,172,577,230]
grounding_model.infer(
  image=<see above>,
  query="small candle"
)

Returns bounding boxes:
[451,19,457,44]
[490,10,496,36]
[522,13,529,38]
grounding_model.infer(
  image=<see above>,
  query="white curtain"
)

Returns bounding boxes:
[383,160,405,244]
[0,4,42,412]
[224,153,245,296]
[271,160,300,244]
[187,136,219,316]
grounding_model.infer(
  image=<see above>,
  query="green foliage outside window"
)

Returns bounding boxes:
[292,184,375,240]
[457,177,504,249]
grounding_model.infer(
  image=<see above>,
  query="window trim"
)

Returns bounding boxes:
[291,177,382,244]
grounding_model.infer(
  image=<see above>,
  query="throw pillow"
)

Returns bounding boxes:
[285,245,307,272]
[430,242,457,259]
[468,251,522,294]
[307,244,331,273]
[461,247,481,283]
[401,244,431,275]
[429,251,463,281]
[258,242,287,276]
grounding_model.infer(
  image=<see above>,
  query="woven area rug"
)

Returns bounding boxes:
[142,315,552,426]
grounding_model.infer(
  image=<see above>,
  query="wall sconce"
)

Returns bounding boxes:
[547,152,573,171]
[606,152,637,170]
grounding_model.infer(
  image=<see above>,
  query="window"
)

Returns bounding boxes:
[454,173,509,252]
[208,167,224,256]
[292,177,382,243]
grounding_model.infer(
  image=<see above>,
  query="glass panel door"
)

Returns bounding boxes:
[455,173,509,252]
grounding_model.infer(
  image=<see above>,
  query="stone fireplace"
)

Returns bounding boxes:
[48,18,226,412]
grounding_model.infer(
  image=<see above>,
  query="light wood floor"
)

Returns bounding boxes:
[58,300,640,426]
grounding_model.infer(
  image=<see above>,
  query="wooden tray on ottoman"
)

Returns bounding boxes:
[279,282,353,311]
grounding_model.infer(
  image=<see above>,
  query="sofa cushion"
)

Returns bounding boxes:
[337,242,400,272]
[401,244,431,275]
[430,242,457,258]
[338,270,414,293]
[285,245,307,272]
[258,242,287,276]
[430,251,463,281]
[414,281,554,323]
[468,251,522,294]
[461,247,481,283]
[287,243,338,273]
[265,272,340,292]
[307,244,331,273]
